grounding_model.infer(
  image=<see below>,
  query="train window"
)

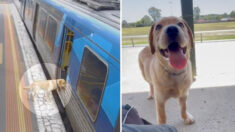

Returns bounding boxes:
[29,0,34,21]
[45,16,58,51]
[25,0,34,20]
[25,0,30,17]
[76,47,108,121]
[38,9,47,39]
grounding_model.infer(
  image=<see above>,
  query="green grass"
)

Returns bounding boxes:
[122,22,235,45]
[122,22,235,36]
[122,27,150,36]
[123,38,147,45]
[195,22,235,31]
[195,34,235,41]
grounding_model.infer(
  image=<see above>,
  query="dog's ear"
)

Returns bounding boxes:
[149,24,155,54]
[182,19,194,49]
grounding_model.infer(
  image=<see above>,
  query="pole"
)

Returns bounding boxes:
[181,0,197,80]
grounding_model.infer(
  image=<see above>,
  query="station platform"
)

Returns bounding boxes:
[0,2,65,132]
[122,41,235,132]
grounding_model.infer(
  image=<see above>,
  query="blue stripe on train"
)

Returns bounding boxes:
[94,107,113,132]
[101,81,120,127]
[44,0,120,61]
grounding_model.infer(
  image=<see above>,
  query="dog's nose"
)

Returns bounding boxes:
[166,26,178,39]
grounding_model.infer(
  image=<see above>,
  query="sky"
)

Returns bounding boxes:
[122,0,235,22]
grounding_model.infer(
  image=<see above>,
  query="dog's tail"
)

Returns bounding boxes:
[138,53,147,80]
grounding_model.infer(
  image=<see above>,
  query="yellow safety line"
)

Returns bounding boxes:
[6,5,26,132]
[0,43,2,64]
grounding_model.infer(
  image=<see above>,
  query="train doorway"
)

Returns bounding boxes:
[58,27,74,80]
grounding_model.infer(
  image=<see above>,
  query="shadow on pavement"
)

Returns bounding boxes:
[122,85,235,132]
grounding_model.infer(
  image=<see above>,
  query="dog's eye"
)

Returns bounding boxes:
[177,22,184,28]
[155,24,162,30]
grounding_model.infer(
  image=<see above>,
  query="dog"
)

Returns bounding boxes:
[24,79,66,100]
[138,16,194,125]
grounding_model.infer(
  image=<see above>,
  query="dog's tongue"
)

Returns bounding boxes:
[169,49,187,70]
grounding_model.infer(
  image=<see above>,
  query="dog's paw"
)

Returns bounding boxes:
[147,95,153,100]
[184,112,195,125]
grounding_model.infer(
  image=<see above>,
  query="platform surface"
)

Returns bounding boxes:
[0,2,65,132]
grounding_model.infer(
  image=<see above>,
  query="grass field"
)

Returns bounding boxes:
[122,22,235,45]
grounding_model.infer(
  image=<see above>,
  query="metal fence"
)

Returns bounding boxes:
[123,29,235,47]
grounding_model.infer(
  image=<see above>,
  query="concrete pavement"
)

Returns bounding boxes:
[122,41,235,132]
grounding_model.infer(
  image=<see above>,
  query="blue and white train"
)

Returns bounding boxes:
[15,0,120,131]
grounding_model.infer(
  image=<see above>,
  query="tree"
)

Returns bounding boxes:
[148,7,161,22]
[135,21,143,27]
[215,15,222,21]
[230,10,235,18]
[193,6,201,21]
[128,22,137,27]
[136,15,152,27]
[141,15,152,26]
[222,13,228,18]
[122,20,128,27]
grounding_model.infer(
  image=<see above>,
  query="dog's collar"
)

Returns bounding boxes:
[165,68,185,76]
[160,64,186,76]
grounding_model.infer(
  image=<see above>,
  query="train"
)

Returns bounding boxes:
[14,0,120,131]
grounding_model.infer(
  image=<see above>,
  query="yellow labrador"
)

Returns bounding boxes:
[24,79,66,100]
[138,16,194,124]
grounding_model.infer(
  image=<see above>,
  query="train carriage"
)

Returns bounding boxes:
[15,0,120,131]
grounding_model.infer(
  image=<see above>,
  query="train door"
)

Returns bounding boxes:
[57,27,74,80]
